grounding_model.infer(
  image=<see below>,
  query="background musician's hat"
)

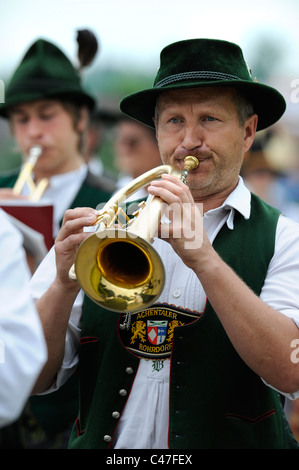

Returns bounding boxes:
[0,37,95,117]
[120,38,286,131]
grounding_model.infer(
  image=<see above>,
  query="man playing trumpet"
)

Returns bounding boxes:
[31,39,299,449]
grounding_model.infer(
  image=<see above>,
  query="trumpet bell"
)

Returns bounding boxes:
[71,228,165,313]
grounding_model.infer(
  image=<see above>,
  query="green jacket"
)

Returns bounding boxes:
[68,194,299,449]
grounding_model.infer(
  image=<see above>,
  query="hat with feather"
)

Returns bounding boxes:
[0,29,98,117]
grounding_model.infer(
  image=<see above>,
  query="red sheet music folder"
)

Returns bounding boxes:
[0,200,54,250]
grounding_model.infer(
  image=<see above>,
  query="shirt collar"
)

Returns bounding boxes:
[205,177,251,230]
[46,164,88,189]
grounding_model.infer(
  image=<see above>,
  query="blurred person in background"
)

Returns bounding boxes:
[0,31,114,240]
[83,108,117,181]
[114,116,162,200]
[241,136,284,206]
[0,209,46,433]
[0,31,113,449]
[241,134,299,223]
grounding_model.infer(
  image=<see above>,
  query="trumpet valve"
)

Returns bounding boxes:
[94,206,117,227]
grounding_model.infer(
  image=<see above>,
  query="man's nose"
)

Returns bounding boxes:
[181,124,203,151]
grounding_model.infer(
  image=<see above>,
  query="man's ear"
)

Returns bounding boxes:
[244,114,258,153]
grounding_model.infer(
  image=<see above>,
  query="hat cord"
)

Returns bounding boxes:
[155,71,244,88]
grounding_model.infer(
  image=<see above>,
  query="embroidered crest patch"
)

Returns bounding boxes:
[148,320,167,345]
[118,303,202,358]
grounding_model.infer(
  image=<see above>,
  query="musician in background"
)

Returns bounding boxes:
[31,39,299,448]
[0,33,114,448]
[114,116,162,200]
[0,32,114,239]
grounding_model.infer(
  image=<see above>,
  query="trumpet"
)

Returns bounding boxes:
[13,145,48,201]
[69,156,199,313]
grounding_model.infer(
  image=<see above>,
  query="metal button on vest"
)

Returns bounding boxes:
[112,411,120,419]
[125,366,133,374]
[104,435,112,442]
[119,389,127,396]
[173,288,181,298]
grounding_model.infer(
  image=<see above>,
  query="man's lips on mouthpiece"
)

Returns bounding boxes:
[175,155,210,169]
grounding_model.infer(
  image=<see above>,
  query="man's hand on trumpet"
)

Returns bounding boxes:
[54,207,98,289]
[147,173,212,274]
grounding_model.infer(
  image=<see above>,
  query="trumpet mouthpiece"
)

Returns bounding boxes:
[29,145,43,158]
[184,156,199,172]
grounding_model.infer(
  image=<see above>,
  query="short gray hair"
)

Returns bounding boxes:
[232,89,255,126]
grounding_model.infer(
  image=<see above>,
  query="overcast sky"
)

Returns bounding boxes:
[0,0,298,76]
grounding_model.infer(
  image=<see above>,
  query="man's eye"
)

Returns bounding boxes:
[169,117,180,124]
[204,116,216,122]
[14,117,28,124]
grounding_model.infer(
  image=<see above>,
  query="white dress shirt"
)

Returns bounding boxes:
[30,177,299,448]
[0,209,47,427]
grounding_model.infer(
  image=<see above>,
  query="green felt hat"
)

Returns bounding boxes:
[120,38,286,131]
[0,39,95,117]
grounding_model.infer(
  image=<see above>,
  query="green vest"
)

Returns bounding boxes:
[67,194,299,449]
